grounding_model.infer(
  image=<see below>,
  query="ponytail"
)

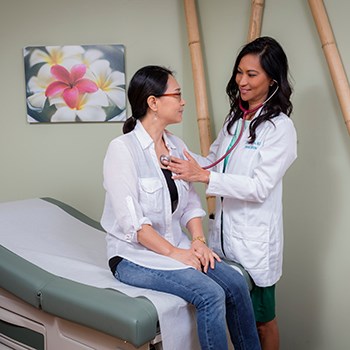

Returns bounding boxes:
[123,116,137,134]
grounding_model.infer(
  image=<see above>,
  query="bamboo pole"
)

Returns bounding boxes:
[308,0,350,135]
[247,0,265,42]
[183,0,215,215]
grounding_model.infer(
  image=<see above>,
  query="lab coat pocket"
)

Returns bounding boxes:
[139,177,163,213]
[227,224,269,271]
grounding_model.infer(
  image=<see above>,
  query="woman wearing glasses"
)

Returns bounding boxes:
[101,65,260,350]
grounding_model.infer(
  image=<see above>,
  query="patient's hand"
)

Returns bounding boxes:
[191,241,221,273]
[168,247,202,271]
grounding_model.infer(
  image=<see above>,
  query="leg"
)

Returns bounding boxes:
[257,318,280,350]
[206,261,261,350]
[250,284,278,349]
[115,259,229,350]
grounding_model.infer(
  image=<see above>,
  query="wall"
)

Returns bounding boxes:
[0,0,185,219]
[1,0,350,349]
[187,1,350,349]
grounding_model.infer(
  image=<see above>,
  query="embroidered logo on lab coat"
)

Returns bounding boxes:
[245,140,262,150]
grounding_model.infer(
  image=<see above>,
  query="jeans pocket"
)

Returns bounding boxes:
[114,267,120,280]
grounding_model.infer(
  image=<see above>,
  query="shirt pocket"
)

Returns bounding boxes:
[226,224,269,271]
[139,177,163,213]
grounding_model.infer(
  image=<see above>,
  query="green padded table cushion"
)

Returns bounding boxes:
[0,198,159,347]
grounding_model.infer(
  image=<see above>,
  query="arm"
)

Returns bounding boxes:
[170,118,297,202]
[137,224,202,271]
[189,126,227,167]
[167,137,219,272]
[206,118,297,202]
[103,139,150,242]
[168,150,211,184]
[186,217,221,273]
[168,125,229,183]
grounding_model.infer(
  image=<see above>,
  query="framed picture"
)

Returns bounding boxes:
[24,44,126,123]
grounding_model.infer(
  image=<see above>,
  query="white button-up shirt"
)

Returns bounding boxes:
[101,121,206,270]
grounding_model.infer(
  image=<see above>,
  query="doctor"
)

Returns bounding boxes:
[168,37,297,350]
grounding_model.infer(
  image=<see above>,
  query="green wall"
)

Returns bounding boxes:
[191,2,350,349]
[1,0,350,349]
[0,0,186,219]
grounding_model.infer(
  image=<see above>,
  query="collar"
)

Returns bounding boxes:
[250,105,264,121]
[134,120,177,151]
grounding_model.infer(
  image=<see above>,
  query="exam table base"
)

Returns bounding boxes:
[0,288,162,350]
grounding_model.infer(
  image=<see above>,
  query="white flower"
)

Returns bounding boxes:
[81,49,104,67]
[108,109,126,122]
[87,59,126,110]
[29,46,85,70]
[27,65,54,109]
[50,92,109,122]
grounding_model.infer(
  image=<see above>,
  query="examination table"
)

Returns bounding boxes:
[0,197,201,350]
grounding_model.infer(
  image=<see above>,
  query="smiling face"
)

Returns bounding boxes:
[235,54,273,110]
[156,74,185,126]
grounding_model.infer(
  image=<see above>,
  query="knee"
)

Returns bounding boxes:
[228,272,249,294]
[209,283,226,303]
[257,318,279,336]
[224,273,252,307]
[200,283,226,309]
[207,286,226,319]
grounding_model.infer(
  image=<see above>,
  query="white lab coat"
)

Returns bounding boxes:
[195,109,297,287]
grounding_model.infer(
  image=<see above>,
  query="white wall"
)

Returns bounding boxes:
[1,0,350,349]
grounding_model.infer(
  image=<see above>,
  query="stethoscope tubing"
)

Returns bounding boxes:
[201,101,262,170]
[159,85,279,170]
[200,84,279,170]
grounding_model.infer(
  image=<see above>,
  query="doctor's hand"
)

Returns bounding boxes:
[168,150,210,184]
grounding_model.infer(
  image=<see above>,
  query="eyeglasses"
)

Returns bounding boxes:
[159,92,182,101]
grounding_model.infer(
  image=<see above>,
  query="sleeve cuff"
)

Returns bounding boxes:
[180,208,206,227]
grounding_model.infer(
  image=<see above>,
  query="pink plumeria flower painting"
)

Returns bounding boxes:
[24,44,126,123]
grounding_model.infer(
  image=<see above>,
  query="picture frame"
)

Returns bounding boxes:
[24,44,126,123]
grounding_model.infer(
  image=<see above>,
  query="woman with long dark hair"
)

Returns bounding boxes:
[168,37,297,349]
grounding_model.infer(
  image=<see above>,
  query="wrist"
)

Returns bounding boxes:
[191,236,207,245]
[203,170,210,184]
[166,245,179,258]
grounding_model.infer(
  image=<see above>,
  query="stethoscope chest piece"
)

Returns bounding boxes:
[160,154,171,167]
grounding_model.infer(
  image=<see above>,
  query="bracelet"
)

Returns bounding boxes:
[192,236,207,244]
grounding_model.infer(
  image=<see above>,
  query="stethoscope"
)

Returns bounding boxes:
[160,83,279,169]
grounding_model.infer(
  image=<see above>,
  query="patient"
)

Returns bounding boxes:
[101,65,260,350]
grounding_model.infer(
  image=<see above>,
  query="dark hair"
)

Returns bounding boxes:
[225,36,293,143]
[123,65,174,134]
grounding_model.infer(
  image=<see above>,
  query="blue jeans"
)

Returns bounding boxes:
[115,259,261,350]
